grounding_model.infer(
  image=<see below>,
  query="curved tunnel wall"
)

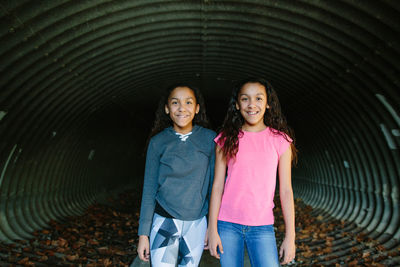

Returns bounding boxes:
[0,0,399,249]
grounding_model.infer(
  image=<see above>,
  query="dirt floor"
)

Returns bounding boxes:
[0,188,398,266]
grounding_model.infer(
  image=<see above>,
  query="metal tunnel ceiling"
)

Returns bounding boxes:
[0,0,399,257]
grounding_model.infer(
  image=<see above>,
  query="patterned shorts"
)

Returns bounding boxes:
[149,213,207,267]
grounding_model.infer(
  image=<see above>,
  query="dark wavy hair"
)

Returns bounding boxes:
[219,77,297,164]
[148,83,210,139]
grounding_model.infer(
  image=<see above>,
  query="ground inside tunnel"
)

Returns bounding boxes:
[0,189,398,267]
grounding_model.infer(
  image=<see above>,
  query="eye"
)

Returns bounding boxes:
[171,100,178,105]
[257,97,263,101]
[186,100,193,105]
[240,97,248,101]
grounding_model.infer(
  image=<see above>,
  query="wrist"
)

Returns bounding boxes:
[284,232,296,242]
[208,225,218,233]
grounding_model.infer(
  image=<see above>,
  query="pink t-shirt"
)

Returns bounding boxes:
[215,127,291,226]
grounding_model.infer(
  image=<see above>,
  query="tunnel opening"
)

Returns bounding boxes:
[0,0,399,265]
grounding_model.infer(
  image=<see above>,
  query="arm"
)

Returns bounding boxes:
[208,145,227,259]
[278,146,296,265]
[204,145,216,250]
[137,139,160,261]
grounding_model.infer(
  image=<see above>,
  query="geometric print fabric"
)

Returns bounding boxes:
[150,214,207,267]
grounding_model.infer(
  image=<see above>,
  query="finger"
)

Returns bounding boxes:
[143,248,150,261]
[218,243,224,255]
[288,255,295,264]
[281,255,292,265]
[204,237,208,249]
[279,246,283,259]
[140,253,148,261]
[280,254,288,265]
[138,252,145,261]
[282,258,292,265]
[286,251,294,263]
[209,245,216,256]
[211,245,220,259]
[214,247,220,259]
[214,248,220,259]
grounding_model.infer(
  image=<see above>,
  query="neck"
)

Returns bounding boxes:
[242,123,267,132]
[173,124,193,134]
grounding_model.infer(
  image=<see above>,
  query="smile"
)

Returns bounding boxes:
[247,111,259,115]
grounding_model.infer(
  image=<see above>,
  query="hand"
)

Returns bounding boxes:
[204,228,209,250]
[137,235,150,262]
[279,237,295,265]
[208,230,223,259]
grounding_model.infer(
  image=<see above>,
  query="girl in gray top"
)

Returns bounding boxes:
[137,84,216,267]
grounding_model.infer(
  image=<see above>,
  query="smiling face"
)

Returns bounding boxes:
[165,86,200,134]
[236,82,269,132]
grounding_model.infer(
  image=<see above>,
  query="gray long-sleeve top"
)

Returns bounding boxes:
[138,125,216,236]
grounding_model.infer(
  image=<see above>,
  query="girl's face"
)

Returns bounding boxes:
[236,82,269,131]
[165,86,199,134]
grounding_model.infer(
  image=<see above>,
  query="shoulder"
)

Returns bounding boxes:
[266,127,292,143]
[195,125,217,139]
[149,127,173,145]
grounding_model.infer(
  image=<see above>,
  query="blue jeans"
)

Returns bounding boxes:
[218,220,280,267]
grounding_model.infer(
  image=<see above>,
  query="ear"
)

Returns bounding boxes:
[165,105,169,114]
[195,104,200,114]
[235,102,240,110]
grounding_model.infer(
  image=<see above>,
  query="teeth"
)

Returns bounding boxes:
[248,111,257,115]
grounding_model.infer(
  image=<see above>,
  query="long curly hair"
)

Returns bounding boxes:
[219,77,297,164]
[148,83,210,139]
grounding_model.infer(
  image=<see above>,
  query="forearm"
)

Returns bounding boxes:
[138,171,158,236]
[280,188,295,240]
[278,146,295,241]
[208,185,223,231]
[208,146,226,232]
[138,140,159,236]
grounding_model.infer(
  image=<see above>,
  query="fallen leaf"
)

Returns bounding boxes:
[348,259,358,266]
[350,246,358,253]
[17,257,29,264]
[66,254,79,261]
[362,251,370,258]
[376,245,386,251]
[38,255,48,261]
[322,246,332,253]
[104,258,112,266]
[88,239,99,245]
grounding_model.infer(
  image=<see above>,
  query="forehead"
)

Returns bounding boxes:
[239,82,266,95]
[169,86,196,99]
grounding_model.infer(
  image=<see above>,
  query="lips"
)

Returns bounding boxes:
[176,114,189,118]
[247,111,259,115]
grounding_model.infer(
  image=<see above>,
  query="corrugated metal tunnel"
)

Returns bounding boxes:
[0,0,399,262]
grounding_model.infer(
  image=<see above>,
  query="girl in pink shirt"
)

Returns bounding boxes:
[208,78,297,266]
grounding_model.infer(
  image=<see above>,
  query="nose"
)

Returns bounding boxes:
[248,99,256,108]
